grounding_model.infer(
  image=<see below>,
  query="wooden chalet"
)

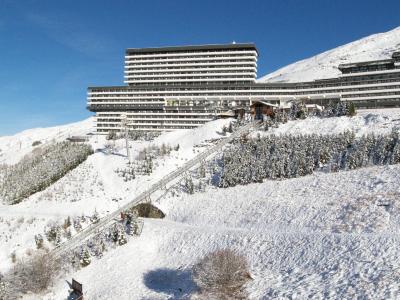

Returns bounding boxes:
[250,101,279,120]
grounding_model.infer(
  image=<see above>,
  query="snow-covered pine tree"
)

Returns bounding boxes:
[198,163,206,178]
[45,222,62,245]
[73,217,82,232]
[111,223,127,245]
[216,131,400,188]
[0,275,8,300]
[90,210,100,224]
[34,234,44,249]
[80,247,91,267]
[63,216,71,230]
[90,235,107,257]
[184,176,194,194]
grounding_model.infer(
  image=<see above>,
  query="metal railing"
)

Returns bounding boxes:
[51,122,256,257]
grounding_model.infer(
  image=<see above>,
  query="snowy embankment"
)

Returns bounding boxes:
[47,164,400,299]
[0,118,94,165]
[0,118,232,273]
[40,109,400,299]
[2,110,400,299]
[255,108,400,137]
[258,26,400,83]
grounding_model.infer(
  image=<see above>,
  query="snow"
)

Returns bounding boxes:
[255,108,400,137]
[0,117,232,273]
[45,163,400,299]
[1,110,400,299]
[0,118,94,165]
[258,26,400,83]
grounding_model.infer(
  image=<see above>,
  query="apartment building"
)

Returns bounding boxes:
[87,44,400,133]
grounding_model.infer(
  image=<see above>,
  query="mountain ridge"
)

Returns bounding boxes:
[258,26,400,83]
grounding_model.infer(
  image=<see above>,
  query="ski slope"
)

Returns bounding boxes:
[0,118,233,273]
[0,118,94,165]
[1,109,400,299]
[46,155,400,299]
[258,26,400,83]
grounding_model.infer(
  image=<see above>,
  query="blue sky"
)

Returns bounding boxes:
[0,0,399,135]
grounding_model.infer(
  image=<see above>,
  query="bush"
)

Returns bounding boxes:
[193,249,251,299]
[6,251,61,297]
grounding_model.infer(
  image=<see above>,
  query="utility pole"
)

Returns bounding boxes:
[121,113,130,163]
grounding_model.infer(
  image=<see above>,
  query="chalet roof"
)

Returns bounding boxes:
[250,100,279,107]
[305,104,323,110]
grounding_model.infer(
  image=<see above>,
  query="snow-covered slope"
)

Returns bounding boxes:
[256,108,400,137]
[47,155,400,299]
[0,118,94,165]
[258,26,400,83]
[0,118,233,273]
[2,110,400,299]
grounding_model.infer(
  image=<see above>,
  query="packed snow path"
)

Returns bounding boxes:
[51,122,257,258]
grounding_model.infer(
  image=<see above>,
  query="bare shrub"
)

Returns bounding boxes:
[6,251,61,297]
[193,249,252,299]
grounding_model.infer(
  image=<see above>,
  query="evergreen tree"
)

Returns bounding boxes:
[111,223,127,245]
[184,176,194,194]
[0,275,8,300]
[80,248,91,267]
[73,217,82,232]
[90,210,100,224]
[34,234,44,249]
[199,163,206,178]
[348,102,356,116]
[216,131,400,188]
[63,216,71,229]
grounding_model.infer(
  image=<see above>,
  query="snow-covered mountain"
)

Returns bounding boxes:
[258,26,400,83]
[0,118,93,165]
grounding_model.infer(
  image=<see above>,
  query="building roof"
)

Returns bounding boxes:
[217,111,235,117]
[125,43,258,55]
[250,100,279,107]
[338,59,394,70]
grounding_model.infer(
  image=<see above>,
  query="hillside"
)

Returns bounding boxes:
[1,109,400,299]
[47,164,400,299]
[0,118,233,273]
[0,118,94,165]
[40,109,400,299]
[258,26,400,83]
